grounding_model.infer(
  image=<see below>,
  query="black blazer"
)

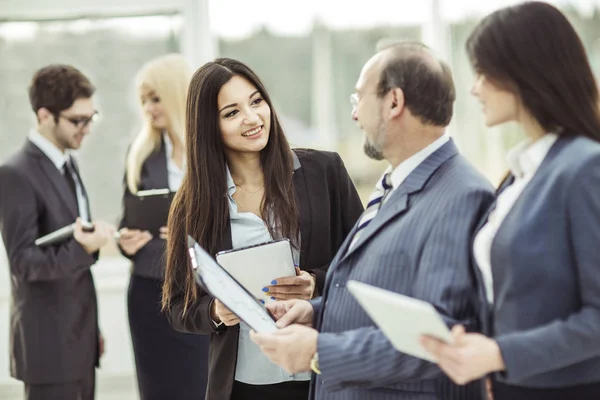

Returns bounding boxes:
[167,149,364,400]
[0,140,99,384]
[118,137,170,280]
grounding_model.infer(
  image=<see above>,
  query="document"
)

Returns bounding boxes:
[124,188,174,236]
[216,239,296,304]
[187,236,278,333]
[347,280,454,362]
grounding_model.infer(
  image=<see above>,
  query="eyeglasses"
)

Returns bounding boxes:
[59,111,99,128]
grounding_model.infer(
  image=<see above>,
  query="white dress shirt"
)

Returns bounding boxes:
[378,133,450,201]
[473,133,558,303]
[28,130,90,222]
[163,133,185,192]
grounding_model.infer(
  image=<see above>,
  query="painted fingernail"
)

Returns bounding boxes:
[262,287,269,292]
[270,297,275,300]
[260,299,265,304]
[271,280,277,285]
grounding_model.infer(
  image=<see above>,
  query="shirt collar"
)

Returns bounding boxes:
[506,133,558,178]
[226,151,302,196]
[385,132,450,190]
[28,129,70,170]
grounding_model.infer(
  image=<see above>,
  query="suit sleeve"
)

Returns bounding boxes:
[307,153,364,294]
[495,157,600,382]
[0,165,96,282]
[167,285,227,335]
[317,188,494,389]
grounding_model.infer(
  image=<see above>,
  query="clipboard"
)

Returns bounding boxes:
[216,239,295,304]
[347,280,454,362]
[124,188,174,236]
[187,236,278,333]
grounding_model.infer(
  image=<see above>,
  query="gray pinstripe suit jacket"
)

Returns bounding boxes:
[311,140,494,400]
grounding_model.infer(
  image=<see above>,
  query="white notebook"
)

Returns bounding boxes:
[216,239,296,304]
[347,280,454,362]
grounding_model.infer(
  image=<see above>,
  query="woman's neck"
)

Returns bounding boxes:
[227,152,263,187]
[519,112,546,142]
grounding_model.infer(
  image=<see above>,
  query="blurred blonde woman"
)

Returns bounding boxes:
[117,53,209,400]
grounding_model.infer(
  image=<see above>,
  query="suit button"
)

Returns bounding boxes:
[335,283,340,288]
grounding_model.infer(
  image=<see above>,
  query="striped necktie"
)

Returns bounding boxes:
[348,172,393,251]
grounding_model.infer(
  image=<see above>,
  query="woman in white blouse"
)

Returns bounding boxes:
[117,54,210,399]
[421,2,600,400]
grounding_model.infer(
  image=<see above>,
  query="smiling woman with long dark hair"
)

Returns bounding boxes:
[421,2,600,400]
[162,58,363,400]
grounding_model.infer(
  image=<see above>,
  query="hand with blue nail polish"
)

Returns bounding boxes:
[265,267,317,301]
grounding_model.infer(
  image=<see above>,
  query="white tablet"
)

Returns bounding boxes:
[347,280,454,362]
[187,237,278,333]
[216,239,296,304]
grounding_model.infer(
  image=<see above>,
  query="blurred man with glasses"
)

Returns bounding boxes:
[0,64,114,400]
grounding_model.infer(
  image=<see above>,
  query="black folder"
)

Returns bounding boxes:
[124,189,175,236]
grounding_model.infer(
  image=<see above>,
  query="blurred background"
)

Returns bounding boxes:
[1,0,600,398]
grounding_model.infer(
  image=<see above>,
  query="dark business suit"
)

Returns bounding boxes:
[169,149,364,400]
[118,138,210,400]
[311,140,494,400]
[0,140,99,399]
[472,135,600,399]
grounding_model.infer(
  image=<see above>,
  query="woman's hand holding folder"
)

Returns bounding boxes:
[263,267,316,301]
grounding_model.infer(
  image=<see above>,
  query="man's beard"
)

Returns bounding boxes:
[363,120,385,161]
[53,125,74,151]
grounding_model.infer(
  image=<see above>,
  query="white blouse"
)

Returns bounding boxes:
[163,133,185,191]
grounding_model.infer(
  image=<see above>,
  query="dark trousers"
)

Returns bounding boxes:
[128,274,210,400]
[230,380,309,400]
[492,379,600,400]
[25,370,95,400]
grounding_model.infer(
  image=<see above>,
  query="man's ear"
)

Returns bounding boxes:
[389,88,404,119]
[37,107,54,125]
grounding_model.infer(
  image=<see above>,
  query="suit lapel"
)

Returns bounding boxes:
[472,173,514,235]
[334,139,460,268]
[335,190,409,268]
[25,141,79,220]
[292,152,311,269]
[143,137,169,190]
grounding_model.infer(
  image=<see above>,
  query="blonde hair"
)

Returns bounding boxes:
[126,53,192,194]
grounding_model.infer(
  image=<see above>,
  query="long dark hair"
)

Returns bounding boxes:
[162,58,298,313]
[466,1,600,141]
